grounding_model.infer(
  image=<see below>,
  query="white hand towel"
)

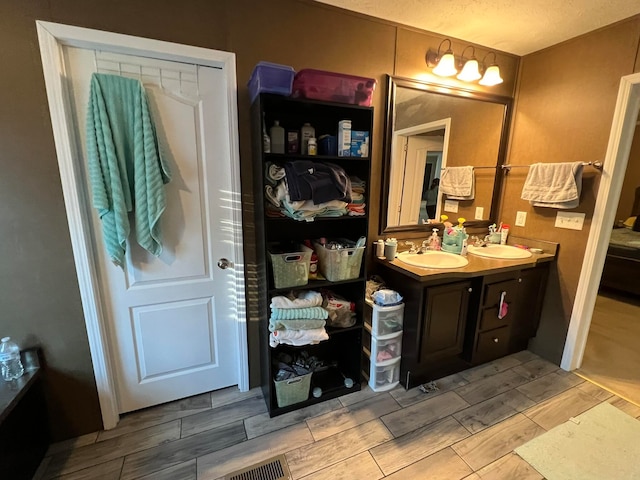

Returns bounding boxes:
[269,328,329,347]
[270,290,323,309]
[521,162,583,209]
[440,166,475,200]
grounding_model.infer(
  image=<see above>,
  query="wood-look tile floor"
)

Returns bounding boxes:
[35,350,640,480]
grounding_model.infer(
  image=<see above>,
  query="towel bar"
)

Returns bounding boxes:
[501,161,602,172]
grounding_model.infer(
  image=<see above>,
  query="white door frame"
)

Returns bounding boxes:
[561,72,640,371]
[36,21,249,429]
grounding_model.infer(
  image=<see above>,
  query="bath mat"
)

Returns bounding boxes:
[515,402,640,480]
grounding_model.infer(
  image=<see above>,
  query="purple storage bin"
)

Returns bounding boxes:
[248,62,295,103]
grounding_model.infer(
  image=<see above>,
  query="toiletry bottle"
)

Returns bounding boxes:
[300,123,315,155]
[500,224,510,245]
[429,229,441,250]
[307,137,317,156]
[270,120,285,154]
[376,239,385,258]
[304,239,318,280]
[262,113,271,153]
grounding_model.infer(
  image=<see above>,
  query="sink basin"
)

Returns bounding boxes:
[467,244,533,259]
[396,251,469,269]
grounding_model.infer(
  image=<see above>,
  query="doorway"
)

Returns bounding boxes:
[561,72,640,386]
[578,118,640,405]
[37,21,248,428]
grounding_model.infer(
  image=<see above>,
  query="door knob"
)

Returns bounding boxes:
[217,258,233,269]
[493,338,499,343]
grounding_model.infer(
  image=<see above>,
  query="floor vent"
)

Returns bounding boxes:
[224,454,291,480]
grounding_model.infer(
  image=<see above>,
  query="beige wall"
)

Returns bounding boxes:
[1,0,638,439]
[502,16,640,361]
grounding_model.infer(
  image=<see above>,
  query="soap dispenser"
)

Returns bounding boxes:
[429,228,441,251]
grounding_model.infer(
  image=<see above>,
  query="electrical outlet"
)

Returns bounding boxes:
[444,199,459,213]
[475,207,484,220]
[515,211,527,227]
[555,211,585,230]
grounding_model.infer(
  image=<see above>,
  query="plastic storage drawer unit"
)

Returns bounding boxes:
[248,61,295,103]
[369,357,400,392]
[292,69,376,106]
[370,331,402,365]
[268,244,312,289]
[365,300,404,338]
[313,240,365,282]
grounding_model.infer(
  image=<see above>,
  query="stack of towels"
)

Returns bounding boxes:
[347,176,366,216]
[269,290,330,347]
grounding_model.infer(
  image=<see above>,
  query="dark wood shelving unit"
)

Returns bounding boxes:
[251,93,373,417]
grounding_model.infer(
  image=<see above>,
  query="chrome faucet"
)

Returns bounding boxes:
[472,235,490,247]
[404,240,418,254]
[421,240,430,253]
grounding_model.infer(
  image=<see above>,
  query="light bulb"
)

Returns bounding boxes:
[457,59,481,81]
[479,65,504,86]
[433,52,457,77]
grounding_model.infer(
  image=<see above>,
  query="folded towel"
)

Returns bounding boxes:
[440,166,475,200]
[270,290,323,309]
[521,162,583,209]
[86,73,170,267]
[269,328,329,347]
[270,307,329,320]
[269,318,327,332]
[265,162,285,186]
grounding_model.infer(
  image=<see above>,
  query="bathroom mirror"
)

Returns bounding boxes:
[380,75,512,234]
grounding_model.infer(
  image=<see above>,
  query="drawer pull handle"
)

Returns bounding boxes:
[468,287,473,293]
[493,338,499,343]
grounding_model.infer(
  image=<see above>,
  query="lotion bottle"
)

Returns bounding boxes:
[500,224,510,245]
[428,229,441,250]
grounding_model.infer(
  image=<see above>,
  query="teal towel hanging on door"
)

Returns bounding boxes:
[86,73,171,267]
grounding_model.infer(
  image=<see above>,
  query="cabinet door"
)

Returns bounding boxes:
[510,266,549,351]
[419,281,472,364]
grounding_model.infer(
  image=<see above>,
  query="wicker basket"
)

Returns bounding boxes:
[274,372,312,407]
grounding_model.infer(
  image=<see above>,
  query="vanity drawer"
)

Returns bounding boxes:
[479,306,508,331]
[482,279,518,308]
[475,326,509,363]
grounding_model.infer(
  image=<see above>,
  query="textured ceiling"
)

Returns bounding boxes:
[314,0,640,55]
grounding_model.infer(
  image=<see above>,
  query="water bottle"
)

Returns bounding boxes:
[0,337,24,381]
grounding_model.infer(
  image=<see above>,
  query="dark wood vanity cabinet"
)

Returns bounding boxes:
[376,261,549,389]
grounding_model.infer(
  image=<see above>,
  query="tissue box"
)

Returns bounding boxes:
[338,120,351,157]
[350,131,370,158]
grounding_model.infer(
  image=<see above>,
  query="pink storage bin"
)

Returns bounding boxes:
[292,69,376,106]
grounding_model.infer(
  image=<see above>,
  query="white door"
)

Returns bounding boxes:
[62,47,239,413]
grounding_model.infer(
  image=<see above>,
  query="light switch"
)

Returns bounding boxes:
[475,207,484,220]
[555,211,585,230]
[444,200,459,213]
[515,211,527,227]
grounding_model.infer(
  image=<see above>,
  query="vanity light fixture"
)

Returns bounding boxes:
[479,52,504,86]
[426,39,458,77]
[457,46,482,82]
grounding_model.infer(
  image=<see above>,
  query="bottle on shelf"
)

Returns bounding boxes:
[300,122,315,155]
[307,137,317,156]
[270,120,285,154]
[262,113,271,153]
[0,337,24,381]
